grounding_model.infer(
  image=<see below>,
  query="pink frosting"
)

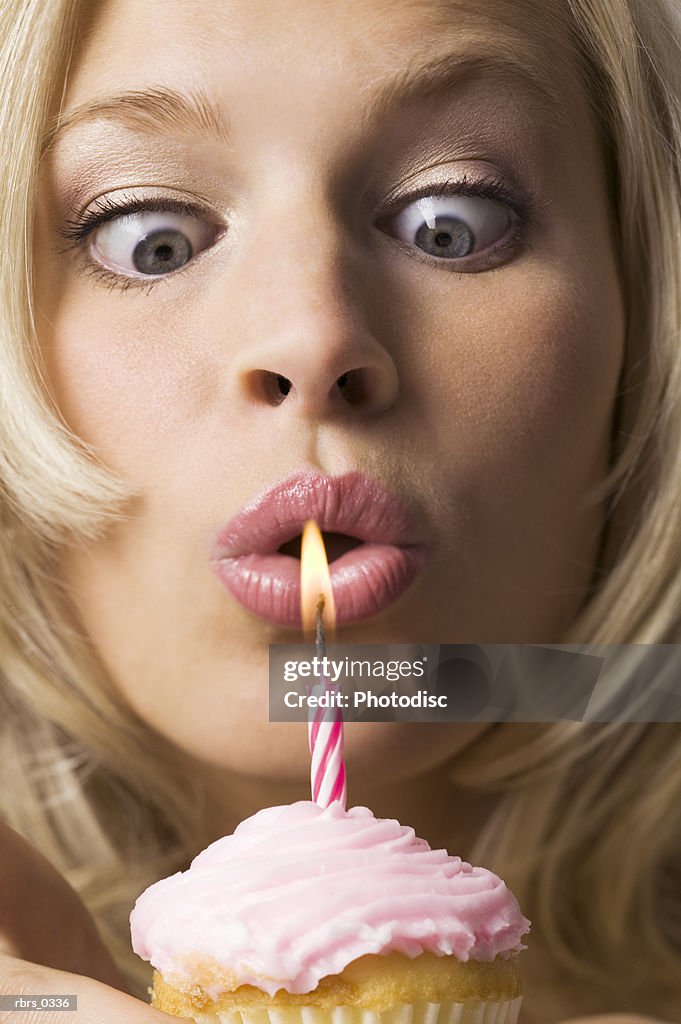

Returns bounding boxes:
[130,801,530,997]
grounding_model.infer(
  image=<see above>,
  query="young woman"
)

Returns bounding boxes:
[0,0,680,1021]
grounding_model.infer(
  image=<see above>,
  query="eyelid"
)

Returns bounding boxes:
[58,189,224,247]
[379,171,538,225]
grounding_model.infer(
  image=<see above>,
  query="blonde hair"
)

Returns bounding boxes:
[0,0,680,1015]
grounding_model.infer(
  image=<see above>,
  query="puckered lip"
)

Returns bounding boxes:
[209,470,428,560]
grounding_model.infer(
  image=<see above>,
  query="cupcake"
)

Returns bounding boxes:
[130,800,530,1024]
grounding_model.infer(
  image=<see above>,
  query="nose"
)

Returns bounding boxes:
[231,203,399,421]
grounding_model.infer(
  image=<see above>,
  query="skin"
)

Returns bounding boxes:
[32,2,635,1016]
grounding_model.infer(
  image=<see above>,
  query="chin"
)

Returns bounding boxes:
[184,721,486,789]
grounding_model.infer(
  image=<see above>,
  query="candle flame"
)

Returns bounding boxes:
[300,520,336,636]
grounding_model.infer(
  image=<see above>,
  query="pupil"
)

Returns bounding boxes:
[435,232,452,247]
[156,244,174,262]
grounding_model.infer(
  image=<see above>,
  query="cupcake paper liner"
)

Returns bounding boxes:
[183,998,523,1024]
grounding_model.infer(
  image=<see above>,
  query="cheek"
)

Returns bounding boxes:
[396,254,623,486]
[38,299,221,484]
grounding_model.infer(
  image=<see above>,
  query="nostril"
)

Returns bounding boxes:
[246,370,293,406]
[335,368,369,406]
[277,375,292,396]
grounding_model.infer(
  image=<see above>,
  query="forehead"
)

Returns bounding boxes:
[69,0,580,111]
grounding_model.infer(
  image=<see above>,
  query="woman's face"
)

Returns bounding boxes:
[34,0,624,789]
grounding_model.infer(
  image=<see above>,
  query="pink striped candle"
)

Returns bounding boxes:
[308,690,347,807]
[307,598,346,808]
[301,522,346,810]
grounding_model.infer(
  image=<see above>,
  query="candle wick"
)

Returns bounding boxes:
[315,594,326,662]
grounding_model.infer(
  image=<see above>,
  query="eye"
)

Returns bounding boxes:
[386,193,513,263]
[91,209,219,278]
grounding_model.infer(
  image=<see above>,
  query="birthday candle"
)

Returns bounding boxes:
[301,522,347,810]
[309,705,347,807]
[308,597,347,808]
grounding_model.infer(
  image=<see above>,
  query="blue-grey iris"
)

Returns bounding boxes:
[132,229,193,275]
[415,216,473,258]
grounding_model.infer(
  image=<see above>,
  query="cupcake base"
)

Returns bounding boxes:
[152,996,523,1024]
[151,952,523,1024]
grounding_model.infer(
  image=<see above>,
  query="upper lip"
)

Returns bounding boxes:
[210,470,427,559]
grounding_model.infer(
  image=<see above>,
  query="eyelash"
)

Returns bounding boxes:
[386,172,535,220]
[58,172,537,293]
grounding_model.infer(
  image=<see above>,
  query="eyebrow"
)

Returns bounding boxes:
[359,47,565,131]
[42,86,231,151]
[43,47,564,152]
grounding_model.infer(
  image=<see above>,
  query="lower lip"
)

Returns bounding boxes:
[210,543,428,627]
